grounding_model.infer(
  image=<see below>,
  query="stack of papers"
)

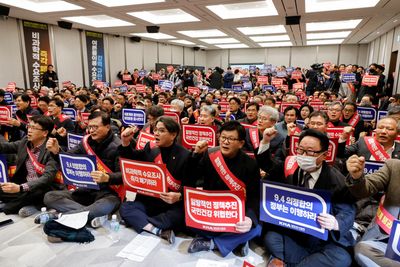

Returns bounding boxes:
[117,234,160,262]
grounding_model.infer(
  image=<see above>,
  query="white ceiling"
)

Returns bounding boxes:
[2,0,400,49]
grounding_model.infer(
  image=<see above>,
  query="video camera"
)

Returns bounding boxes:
[310,63,323,71]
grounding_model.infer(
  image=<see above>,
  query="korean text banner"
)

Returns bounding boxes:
[23,20,52,90]
[260,181,331,240]
[86,31,106,84]
[184,187,245,233]
[385,220,400,262]
[59,153,98,190]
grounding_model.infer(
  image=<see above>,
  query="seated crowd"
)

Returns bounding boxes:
[0,62,399,267]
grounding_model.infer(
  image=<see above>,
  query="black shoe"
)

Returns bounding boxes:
[159,229,175,244]
[233,241,249,257]
[188,237,211,253]
[34,211,59,224]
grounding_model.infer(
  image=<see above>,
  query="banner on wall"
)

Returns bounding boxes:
[22,20,52,90]
[86,31,106,84]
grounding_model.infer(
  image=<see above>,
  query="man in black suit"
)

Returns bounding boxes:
[259,129,355,267]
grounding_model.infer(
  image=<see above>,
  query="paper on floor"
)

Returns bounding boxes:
[55,211,89,229]
[117,234,160,262]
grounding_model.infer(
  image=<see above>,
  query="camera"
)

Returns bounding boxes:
[310,63,323,71]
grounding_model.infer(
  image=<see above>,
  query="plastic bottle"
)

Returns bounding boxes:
[40,207,49,224]
[109,214,120,243]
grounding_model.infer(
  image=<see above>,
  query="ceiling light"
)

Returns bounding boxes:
[307,39,344,45]
[127,8,199,24]
[178,29,226,38]
[169,40,195,45]
[206,0,278,20]
[215,44,249,49]
[305,0,380,13]
[199,38,239,44]
[306,19,362,32]
[306,31,351,40]
[91,0,164,7]
[250,35,290,42]
[62,15,134,28]
[130,32,176,40]
[0,0,84,13]
[258,42,292,47]
[237,25,286,35]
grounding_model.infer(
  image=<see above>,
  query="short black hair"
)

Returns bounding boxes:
[283,106,300,117]
[88,111,111,126]
[265,97,276,105]
[246,102,260,111]
[344,102,357,111]
[30,115,54,136]
[155,116,180,141]
[16,94,31,104]
[219,121,246,141]
[299,129,329,152]
[0,89,5,97]
[229,97,241,106]
[75,94,89,103]
[38,96,50,104]
[102,96,114,105]
[146,105,164,118]
[300,104,314,114]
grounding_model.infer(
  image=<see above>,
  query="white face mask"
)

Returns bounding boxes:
[296,154,321,172]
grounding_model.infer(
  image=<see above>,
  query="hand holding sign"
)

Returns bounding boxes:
[46,137,60,155]
[90,171,109,183]
[261,127,277,144]
[235,216,252,233]
[121,126,138,146]
[346,155,365,180]
[317,213,339,231]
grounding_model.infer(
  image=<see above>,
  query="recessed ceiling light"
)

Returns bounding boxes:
[169,40,195,45]
[130,32,176,40]
[258,42,292,47]
[199,38,240,44]
[305,0,380,13]
[215,44,249,49]
[306,31,351,40]
[207,0,278,20]
[91,0,164,7]
[62,15,134,28]
[250,35,290,42]
[306,19,362,32]
[0,0,84,13]
[307,39,344,45]
[237,25,286,35]
[127,8,199,24]
[178,29,227,38]
[197,45,207,49]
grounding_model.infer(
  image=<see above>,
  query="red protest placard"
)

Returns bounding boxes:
[242,261,256,267]
[182,125,216,149]
[361,75,379,86]
[293,83,304,90]
[184,187,245,233]
[271,78,283,88]
[281,84,289,92]
[164,111,180,123]
[80,112,90,126]
[94,80,103,88]
[6,82,16,92]
[136,131,155,150]
[188,86,200,95]
[0,106,11,123]
[120,158,167,198]
[219,101,230,113]
[114,80,122,87]
[167,65,174,73]
[289,136,338,164]
[135,84,145,93]
[309,101,325,111]
[29,95,37,108]
[291,71,302,80]
[257,76,268,85]
[280,102,301,113]
[62,81,71,87]
[123,74,131,81]
[152,74,160,80]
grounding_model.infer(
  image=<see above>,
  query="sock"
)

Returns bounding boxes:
[209,239,215,250]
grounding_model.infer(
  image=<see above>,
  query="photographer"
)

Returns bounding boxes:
[305,63,325,96]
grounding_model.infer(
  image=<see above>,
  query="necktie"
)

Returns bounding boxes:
[303,172,313,189]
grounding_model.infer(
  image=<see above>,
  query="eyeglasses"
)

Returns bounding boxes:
[296,147,323,156]
[87,125,100,131]
[27,125,44,131]
[343,109,355,113]
[153,128,168,134]
[220,136,239,143]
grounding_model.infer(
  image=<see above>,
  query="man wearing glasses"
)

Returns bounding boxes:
[327,102,349,128]
[0,115,58,217]
[187,121,261,257]
[44,111,123,229]
[259,128,355,267]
